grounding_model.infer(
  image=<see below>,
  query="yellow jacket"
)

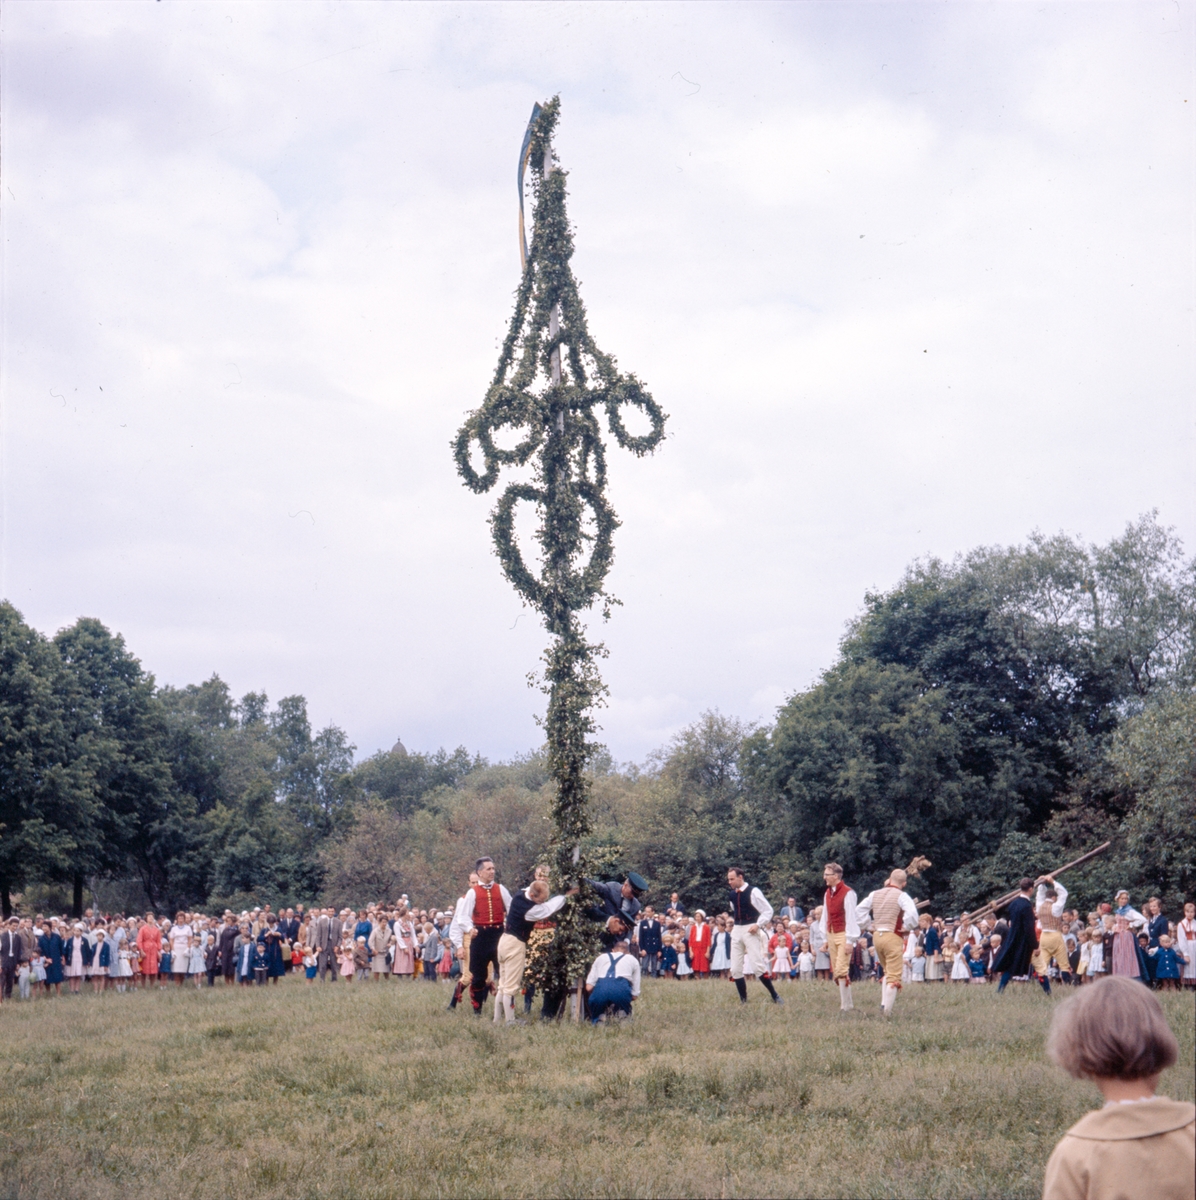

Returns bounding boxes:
[1043,1097,1195,1200]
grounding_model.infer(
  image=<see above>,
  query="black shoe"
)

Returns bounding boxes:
[772,995,784,1004]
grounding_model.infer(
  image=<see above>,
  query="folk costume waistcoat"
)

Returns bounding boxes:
[504,893,540,943]
[824,882,850,933]
[473,883,506,928]
[1037,900,1062,932]
[730,886,762,926]
[872,887,906,935]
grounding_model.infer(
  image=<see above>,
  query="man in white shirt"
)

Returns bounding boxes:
[585,937,641,1023]
[449,857,512,1016]
[446,872,479,1011]
[1032,875,1071,984]
[855,869,921,1016]
[813,863,861,1013]
[726,868,783,1005]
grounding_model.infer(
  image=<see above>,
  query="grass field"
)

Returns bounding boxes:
[0,975,1191,1200]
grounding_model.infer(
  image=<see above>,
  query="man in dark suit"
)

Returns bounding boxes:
[991,878,1048,994]
[0,918,25,1001]
[637,908,664,977]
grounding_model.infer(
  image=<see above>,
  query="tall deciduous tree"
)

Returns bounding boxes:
[0,603,89,917]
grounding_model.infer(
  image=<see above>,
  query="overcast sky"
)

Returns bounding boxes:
[2,1,1192,766]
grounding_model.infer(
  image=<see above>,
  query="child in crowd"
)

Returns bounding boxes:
[771,932,792,980]
[910,946,926,983]
[303,948,318,983]
[797,941,814,981]
[252,940,268,986]
[1043,977,1194,1199]
[660,934,678,978]
[675,935,693,980]
[1148,936,1186,992]
[964,944,986,983]
[354,936,370,982]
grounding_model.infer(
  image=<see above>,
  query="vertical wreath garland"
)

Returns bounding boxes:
[453,97,667,996]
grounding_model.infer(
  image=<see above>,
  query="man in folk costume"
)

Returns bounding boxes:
[495,878,574,1025]
[990,877,1050,994]
[451,857,511,1016]
[813,862,860,1012]
[1031,874,1072,985]
[854,869,920,1015]
[446,872,480,1011]
[726,868,783,1005]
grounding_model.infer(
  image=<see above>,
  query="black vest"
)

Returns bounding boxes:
[504,892,541,943]
[730,886,761,925]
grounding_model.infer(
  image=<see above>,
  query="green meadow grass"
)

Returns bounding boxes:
[0,975,1191,1199]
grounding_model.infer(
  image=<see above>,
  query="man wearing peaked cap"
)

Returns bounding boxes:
[586,872,648,950]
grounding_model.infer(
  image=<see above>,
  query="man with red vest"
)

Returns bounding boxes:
[813,862,861,1013]
[855,869,920,1016]
[450,857,512,1017]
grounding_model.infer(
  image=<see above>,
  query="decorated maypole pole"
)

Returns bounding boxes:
[453,98,666,1005]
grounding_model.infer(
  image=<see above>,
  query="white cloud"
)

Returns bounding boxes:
[2,1,1192,764]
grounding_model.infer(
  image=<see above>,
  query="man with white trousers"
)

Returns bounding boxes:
[726,868,783,1005]
[855,869,920,1016]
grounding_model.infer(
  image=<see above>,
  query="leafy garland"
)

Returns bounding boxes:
[453,96,667,994]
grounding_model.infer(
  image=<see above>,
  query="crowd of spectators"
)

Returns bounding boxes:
[1,887,1191,1002]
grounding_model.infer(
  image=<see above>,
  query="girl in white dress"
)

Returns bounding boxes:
[675,936,693,979]
[797,942,815,980]
[949,916,979,981]
[1176,902,1196,990]
[189,920,208,986]
[771,935,792,979]
[709,916,731,975]
[113,922,134,992]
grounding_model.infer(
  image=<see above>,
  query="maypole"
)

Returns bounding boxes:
[453,97,667,1002]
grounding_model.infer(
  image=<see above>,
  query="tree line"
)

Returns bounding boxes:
[2,514,1192,919]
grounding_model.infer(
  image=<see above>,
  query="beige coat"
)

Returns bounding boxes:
[1042,1097,1195,1200]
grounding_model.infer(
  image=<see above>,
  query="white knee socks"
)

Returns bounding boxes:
[881,982,896,1014]
[838,980,853,1010]
[502,994,516,1023]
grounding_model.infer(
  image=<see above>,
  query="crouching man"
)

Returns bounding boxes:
[585,937,641,1024]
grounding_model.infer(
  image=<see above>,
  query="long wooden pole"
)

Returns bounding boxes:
[961,841,1112,922]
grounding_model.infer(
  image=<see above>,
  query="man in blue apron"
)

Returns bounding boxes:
[584,937,641,1023]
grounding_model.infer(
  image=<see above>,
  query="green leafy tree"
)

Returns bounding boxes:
[53,618,178,915]
[0,603,90,917]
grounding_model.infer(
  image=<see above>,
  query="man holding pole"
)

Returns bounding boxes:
[990,878,1049,994]
[1032,874,1071,986]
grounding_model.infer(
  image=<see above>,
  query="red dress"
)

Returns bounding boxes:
[688,922,712,973]
[136,924,162,976]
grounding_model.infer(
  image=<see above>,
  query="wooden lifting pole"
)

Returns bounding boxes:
[962,841,1112,922]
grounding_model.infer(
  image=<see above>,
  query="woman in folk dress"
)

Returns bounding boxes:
[391,907,416,979]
